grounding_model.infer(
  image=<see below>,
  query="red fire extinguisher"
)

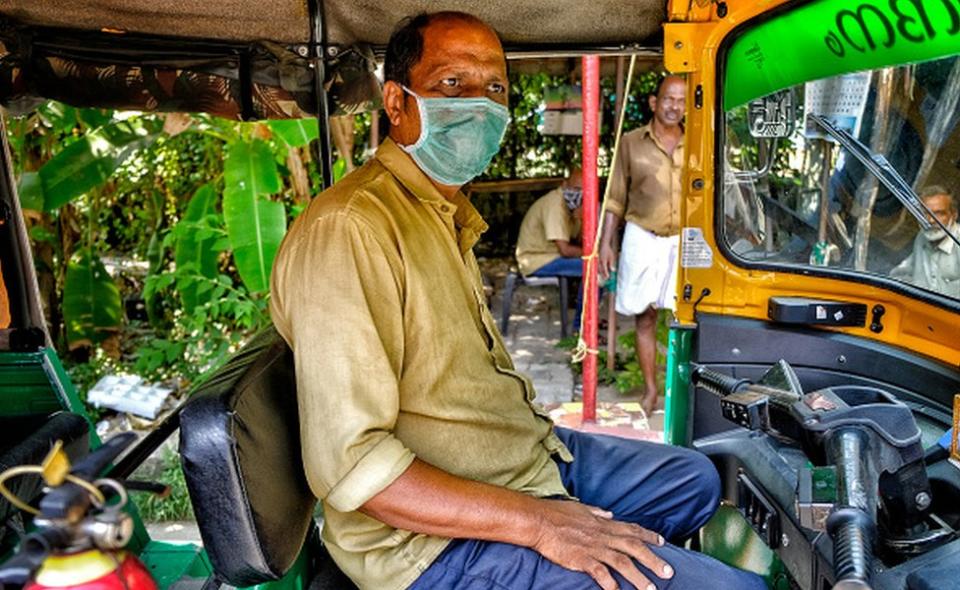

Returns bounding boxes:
[0,433,158,590]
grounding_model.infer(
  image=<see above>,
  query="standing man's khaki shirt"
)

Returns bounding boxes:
[270,139,572,590]
[515,188,581,276]
[607,123,684,236]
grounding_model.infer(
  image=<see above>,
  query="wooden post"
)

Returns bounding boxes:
[606,56,626,373]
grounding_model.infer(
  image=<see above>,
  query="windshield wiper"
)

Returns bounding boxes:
[809,114,960,250]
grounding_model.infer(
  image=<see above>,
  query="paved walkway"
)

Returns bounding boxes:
[487,262,665,433]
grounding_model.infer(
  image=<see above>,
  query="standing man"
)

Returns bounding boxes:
[271,13,763,590]
[599,76,686,416]
[516,167,583,279]
[891,186,960,298]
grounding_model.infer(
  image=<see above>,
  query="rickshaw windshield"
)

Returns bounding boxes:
[719,0,960,306]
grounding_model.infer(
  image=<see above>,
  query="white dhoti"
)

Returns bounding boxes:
[615,222,679,316]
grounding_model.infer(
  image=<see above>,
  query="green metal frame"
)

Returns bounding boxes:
[1,346,321,589]
[664,323,695,447]
[701,506,792,590]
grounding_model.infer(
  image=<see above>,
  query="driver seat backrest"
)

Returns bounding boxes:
[180,327,353,587]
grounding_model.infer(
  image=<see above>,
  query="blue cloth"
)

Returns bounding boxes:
[409,428,767,590]
[530,258,587,330]
[529,257,583,278]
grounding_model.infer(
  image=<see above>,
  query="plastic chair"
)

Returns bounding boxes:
[499,270,570,338]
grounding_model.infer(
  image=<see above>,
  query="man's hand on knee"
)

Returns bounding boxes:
[529,499,675,590]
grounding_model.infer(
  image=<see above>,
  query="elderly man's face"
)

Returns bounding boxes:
[649,76,685,129]
[385,16,508,147]
[923,193,958,228]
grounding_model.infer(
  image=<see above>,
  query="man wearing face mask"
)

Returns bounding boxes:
[516,168,584,278]
[598,75,686,417]
[270,12,765,590]
[891,186,960,298]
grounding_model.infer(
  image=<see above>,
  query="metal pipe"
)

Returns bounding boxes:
[307,0,334,189]
[581,55,600,423]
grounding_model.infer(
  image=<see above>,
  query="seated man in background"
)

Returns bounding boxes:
[891,185,960,298]
[516,168,584,279]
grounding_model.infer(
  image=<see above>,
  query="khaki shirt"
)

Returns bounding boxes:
[270,138,572,590]
[607,123,684,236]
[891,225,960,299]
[515,188,581,276]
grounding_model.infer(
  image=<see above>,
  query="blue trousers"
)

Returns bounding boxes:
[530,257,583,278]
[409,428,767,590]
[529,258,587,331]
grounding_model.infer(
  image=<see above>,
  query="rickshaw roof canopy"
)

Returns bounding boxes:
[2,0,665,48]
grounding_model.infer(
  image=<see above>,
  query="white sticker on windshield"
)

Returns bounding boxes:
[681,227,713,268]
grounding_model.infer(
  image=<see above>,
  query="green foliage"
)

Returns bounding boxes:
[173,184,224,312]
[557,310,671,394]
[62,249,123,348]
[17,172,44,211]
[268,119,320,147]
[38,118,161,210]
[222,139,287,294]
[132,448,194,522]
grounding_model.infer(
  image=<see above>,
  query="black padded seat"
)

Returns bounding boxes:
[179,328,355,588]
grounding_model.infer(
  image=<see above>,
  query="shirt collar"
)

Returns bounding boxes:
[375,138,488,253]
[639,122,685,154]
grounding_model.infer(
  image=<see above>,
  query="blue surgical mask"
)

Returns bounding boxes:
[562,188,583,210]
[400,85,510,186]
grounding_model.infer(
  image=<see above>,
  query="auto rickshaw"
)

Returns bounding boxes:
[0,1,959,589]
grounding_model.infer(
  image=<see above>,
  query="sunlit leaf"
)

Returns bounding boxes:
[267,119,319,147]
[333,158,348,183]
[174,184,222,311]
[223,140,286,293]
[38,119,159,210]
[62,250,122,349]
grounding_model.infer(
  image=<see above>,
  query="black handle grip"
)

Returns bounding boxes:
[0,528,71,584]
[70,432,137,479]
[690,366,751,397]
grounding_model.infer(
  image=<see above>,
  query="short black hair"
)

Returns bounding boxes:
[384,12,495,87]
[384,13,432,87]
[652,73,685,98]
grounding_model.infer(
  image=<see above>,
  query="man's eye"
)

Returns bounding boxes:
[489,83,506,94]
[441,78,459,88]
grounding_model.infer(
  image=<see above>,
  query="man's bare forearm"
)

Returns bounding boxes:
[360,458,542,546]
[554,240,583,258]
[360,457,674,589]
[600,212,622,249]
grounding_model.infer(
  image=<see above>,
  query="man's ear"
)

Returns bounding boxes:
[648,94,657,113]
[383,81,405,127]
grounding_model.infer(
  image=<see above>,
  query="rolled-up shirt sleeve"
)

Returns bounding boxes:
[271,208,414,513]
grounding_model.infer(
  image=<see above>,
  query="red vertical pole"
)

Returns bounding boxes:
[581,56,600,424]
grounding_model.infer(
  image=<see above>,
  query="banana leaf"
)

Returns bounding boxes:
[175,183,224,312]
[62,249,123,349]
[223,140,286,293]
[267,119,319,147]
[38,118,160,210]
[17,172,45,211]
